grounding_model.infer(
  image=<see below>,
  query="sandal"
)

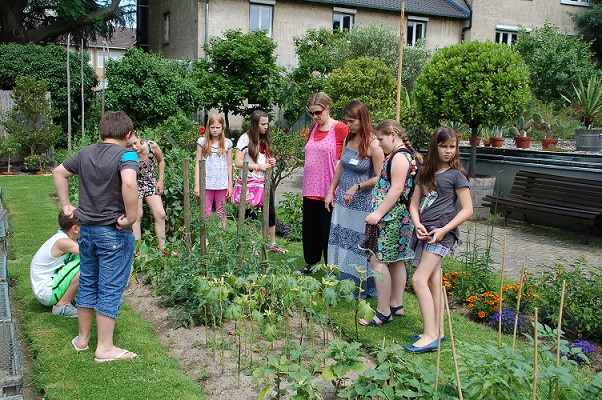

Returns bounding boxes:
[359,310,392,327]
[297,264,313,275]
[390,304,405,317]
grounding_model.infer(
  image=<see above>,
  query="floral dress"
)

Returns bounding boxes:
[137,140,159,198]
[363,148,418,262]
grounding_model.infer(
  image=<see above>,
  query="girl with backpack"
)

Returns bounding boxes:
[358,119,422,326]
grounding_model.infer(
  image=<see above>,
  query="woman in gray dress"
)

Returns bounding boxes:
[325,101,384,298]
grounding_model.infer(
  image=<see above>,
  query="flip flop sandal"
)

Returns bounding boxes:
[360,310,392,327]
[390,304,405,317]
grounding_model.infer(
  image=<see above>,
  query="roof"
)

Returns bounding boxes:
[88,27,136,49]
[304,0,470,18]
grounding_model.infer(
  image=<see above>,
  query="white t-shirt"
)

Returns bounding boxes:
[235,133,267,181]
[30,230,68,305]
[196,137,233,190]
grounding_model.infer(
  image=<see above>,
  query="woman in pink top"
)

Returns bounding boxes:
[298,92,349,274]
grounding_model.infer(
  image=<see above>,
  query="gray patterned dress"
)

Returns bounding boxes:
[327,147,377,298]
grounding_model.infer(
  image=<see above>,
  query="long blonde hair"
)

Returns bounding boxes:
[201,114,227,158]
[375,120,423,164]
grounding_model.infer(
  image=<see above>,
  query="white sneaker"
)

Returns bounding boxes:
[52,303,78,318]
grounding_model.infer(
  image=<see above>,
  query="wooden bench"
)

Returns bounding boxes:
[482,170,602,244]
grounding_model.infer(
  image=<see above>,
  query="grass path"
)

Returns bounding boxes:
[2,175,204,400]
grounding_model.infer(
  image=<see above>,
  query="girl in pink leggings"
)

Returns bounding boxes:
[194,114,233,225]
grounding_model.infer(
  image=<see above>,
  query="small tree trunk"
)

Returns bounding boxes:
[468,125,478,178]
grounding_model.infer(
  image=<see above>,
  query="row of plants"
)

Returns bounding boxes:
[131,207,602,398]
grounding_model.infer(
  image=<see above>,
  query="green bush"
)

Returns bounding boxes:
[276,192,303,241]
[324,56,396,121]
[0,43,98,137]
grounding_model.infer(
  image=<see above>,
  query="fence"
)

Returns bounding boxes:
[0,187,23,397]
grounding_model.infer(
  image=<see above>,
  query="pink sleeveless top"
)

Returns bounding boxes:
[302,121,339,199]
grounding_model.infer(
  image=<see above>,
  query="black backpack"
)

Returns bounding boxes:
[385,148,421,206]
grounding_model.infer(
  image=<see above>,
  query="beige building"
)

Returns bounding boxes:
[141,0,589,69]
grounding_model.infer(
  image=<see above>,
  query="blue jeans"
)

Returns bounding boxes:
[77,225,135,319]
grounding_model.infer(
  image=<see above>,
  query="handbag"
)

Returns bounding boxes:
[358,223,379,253]
[231,177,265,207]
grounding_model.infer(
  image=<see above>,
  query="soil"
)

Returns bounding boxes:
[123,279,375,399]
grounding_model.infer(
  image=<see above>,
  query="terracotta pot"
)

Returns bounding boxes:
[457,133,463,143]
[467,136,482,146]
[484,141,491,147]
[540,137,558,150]
[514,136,533,149]
[489,137,505,148]
[1,172,14,176]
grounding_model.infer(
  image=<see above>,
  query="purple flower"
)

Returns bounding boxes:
[489,308,526,334]
[565,340,596,364]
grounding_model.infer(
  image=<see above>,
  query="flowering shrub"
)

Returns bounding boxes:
[500,278,540,313]
[466,292,501,321]
[442,271,469,291]
[489,308,527,334]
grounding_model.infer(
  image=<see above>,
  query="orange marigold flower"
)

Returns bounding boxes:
[468,304,474,308]
[533,293,539,298]
[467,296,477,303]
[525,270,531,275]
[478,311,486,318]
[494,306,499,311]
[557,270,563,275]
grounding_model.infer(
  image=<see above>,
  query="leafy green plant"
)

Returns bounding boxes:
[270,128,305,191]
[531,259,602,340]
[276,192,303,241]
[321,340,365,394]
[561,75,602,129]
[0,135,20,172]
[1,75,61,158]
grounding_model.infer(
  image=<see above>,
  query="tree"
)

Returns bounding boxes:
[513,24,598,107]
[193,30,282,131]
[0,43,98,140]
[105,48,202,129]
[1,75,61,160]
[0,0,132,45]
[414,41,531,177]
[572,0,602,65]
[324,57,396,121]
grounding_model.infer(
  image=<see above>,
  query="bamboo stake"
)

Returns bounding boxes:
[498,235,507,346]
[260,168,272,274]
[532,308,539,400]
[435,267,444,390]
[395,1,406,122]
[80,38,84,138]
[555,280,566,400]
[512,262,527,353]
[66,33,72,151]
[199,159,207,258]
[237,162,249,258]
[443,286,463,400]
[182,159,192,250]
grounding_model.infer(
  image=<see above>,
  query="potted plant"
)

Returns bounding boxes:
[22,155,43,174]
[479,126,495,147]
[0,136,21,174]
[510,117,534,149]
[561,76,602,152]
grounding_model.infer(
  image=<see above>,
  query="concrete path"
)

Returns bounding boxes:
[274,168,602,278]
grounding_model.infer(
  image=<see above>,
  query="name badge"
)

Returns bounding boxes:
[349,158,359,165]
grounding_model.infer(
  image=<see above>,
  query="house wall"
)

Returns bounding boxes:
[465,0,587,42]
[148,0,200,60]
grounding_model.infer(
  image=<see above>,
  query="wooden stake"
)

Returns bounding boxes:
[498,235,507,346]
[435,267,444,390]
[395,1,405,122]
[182,159,191,250]
[237,162,249,258]
[532,308,539,400]
[199,159,207,257]
[512,262,526,353]
[443,286,464,400]
[261,168,272,274]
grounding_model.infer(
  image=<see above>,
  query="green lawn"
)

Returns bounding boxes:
[2,175,204,400]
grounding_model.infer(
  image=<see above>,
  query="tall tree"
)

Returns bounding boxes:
[0,0,132,44]
[572,0,602,65]
[414,41,531,177]
[193,29,282,131]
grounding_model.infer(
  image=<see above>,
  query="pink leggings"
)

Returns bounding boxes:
[205,189,227,220]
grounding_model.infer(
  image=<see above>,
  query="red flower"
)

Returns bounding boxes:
[478,311,486,318]
[301,128,307,137]
[199,126,205,134]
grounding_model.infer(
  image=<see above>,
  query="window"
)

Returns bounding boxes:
[250,1,274,36]
[164,12,170,44]
[407,17,427,46]
[495,25,530,46]
[97,52,122,68]
[560,0,589,6]
[333,8,356,32]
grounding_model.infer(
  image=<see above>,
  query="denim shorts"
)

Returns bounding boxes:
[77,225,135,319]
[423,241,452,258]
